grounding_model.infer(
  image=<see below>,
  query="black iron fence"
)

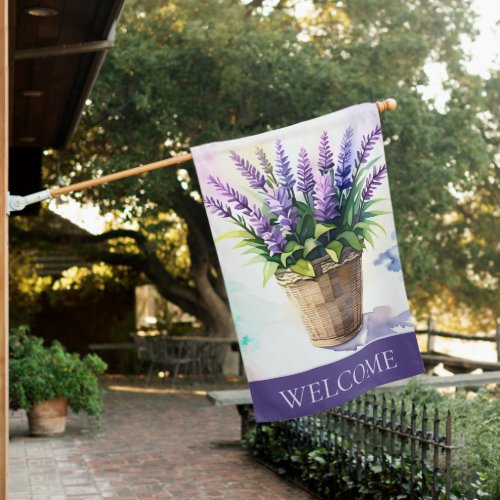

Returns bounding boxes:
[244,394,453,499]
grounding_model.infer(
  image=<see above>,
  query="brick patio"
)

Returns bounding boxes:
[8,378,311,499]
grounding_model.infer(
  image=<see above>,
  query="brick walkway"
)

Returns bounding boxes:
[9,380,311,499]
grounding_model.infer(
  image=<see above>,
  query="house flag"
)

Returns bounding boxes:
[191,103,424,422]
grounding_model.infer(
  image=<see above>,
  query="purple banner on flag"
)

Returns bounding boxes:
[249,332,423,422]
[191,103,424,422]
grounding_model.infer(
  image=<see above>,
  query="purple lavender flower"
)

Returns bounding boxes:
[249,207,271,236]
[255,147,273,175]
[296,147,315,200]
[229,150,266,190]
[275,139,295,189]
[318,131,334,174]
[203,196,232,219]
[207,175,252,214]
[248,207,287,256]
[356,123,382,165]
[265,186,298,232]
[313,173,340,222]
[362,164,387,201]
[335,126,354,192]
[261,226,286,256]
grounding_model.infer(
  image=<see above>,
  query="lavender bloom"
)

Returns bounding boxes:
[275,139,295,189]
[248,206,286,256]
[229,150,266,190]
[261,226,286,256]
[356,123,382,165]
[265,186,298,232]
[255,147,273,175]
[249,207,271,236]
[203,196,232,219]
[313,173,340,222]
[318,131,334,174]
[362,164,387,201]
[296,147,315,198]
[335,126,354,192]
[207,175,252,214]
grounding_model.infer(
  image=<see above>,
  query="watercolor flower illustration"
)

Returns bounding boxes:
[203,123,389,286]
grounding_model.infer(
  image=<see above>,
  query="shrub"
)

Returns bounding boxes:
[9,326,107,418]
[244,383,499,498]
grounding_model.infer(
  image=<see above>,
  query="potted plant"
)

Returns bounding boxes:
[203,124,388,347]
[9,326,107,436]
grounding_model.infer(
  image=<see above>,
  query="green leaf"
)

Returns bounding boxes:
[362,198,387,210]
[280,241,304,266]
[343,157,381,225]
[244,255,268,266]
[215,229,254,242]
[262,261,279,286]
[241,246,267,256]
[290,258,315,277]
[303,238,322,258]
[233,239,266,250]
[295,200,313,214]
[297,213,315,242]
[283,240,302,253]
[347,206,354,226]
[337,230,363,251]
[363,210,391,218]
[354,219,386,236]
[354,228,374,247]
[314,222,337,239]
[325,241,343,262]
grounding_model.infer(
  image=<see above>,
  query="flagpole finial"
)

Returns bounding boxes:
[376,98,397,113]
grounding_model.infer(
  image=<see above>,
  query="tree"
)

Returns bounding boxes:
[41,0,498,334]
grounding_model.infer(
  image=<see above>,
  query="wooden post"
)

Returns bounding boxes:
[426,317,435,353]
[0,0,9,496]
[496,322,500,363]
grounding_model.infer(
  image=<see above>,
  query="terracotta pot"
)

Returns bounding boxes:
[27,398,68,436]
[275,250,363,347]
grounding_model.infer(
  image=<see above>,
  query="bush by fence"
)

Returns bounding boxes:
[243,382,499,499]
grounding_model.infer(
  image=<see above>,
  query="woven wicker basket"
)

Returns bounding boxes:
[275,250,363,347]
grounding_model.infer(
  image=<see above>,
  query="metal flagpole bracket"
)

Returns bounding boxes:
[7,189,52,215]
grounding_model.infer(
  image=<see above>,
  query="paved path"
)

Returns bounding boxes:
[9,382,311,499]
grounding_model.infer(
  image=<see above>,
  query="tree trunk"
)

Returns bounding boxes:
[193,271,236,338]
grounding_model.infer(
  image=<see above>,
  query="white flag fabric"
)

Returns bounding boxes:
[191,103,423,422]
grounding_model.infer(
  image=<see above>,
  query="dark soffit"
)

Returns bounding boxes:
[10,0,125,150]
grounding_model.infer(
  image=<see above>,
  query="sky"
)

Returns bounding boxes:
[50,0,499,233]
[422,0,500,108]
[465,0,500,77]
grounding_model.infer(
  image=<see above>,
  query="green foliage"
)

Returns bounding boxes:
[443,390,500,499]
[45,0,498,330]
[400,381,500,498]
[245,421,446,498]
[9,326,107,417]
[245,385,500,498]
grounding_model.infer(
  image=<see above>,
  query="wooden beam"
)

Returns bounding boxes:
[14,39,115,60]
[0,0,9,496]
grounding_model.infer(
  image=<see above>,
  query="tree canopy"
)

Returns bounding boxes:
[42,0,499,333]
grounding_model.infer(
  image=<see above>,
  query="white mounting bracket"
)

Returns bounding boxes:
[7,189,52,215]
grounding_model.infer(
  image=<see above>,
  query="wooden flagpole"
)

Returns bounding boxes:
[49,99,397,199]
